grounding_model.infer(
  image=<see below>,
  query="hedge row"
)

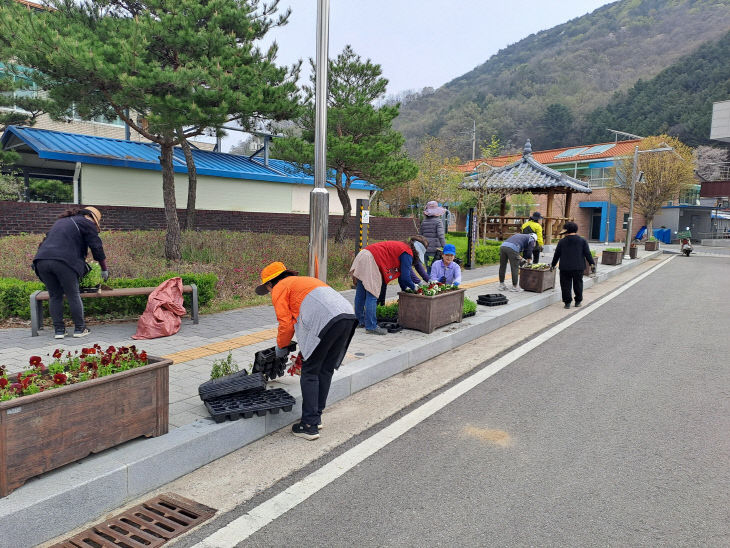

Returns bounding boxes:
[0,273,218,320]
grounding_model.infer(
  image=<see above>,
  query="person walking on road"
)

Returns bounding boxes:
[550,221,595,309]
[256,262,357,440]
[419,201,446,272]
[521,211,544,263]
[498,232,537,292]
[32,206,108,339]
[350,238,425,335]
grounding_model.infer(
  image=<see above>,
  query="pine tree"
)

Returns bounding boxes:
[274,45,417,242]
[1,0,299,260]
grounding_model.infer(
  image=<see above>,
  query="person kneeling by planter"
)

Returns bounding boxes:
[256,262,357,441]
[350,238,426,335]
[429,243,461,286]
[550,221,595,309]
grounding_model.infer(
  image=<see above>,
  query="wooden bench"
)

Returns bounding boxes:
[30,284,199,336]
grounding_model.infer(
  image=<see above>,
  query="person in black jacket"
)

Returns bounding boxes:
[550,221,594,309]
[33,207,108,339]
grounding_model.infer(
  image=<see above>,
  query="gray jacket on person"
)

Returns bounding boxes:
[419,216,446,252]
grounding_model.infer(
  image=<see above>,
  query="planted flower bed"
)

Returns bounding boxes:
[602,247,624,265]
[0,345,170,497]
[398,283,465,333]
[644,238,659,251]
[519,263,555,293]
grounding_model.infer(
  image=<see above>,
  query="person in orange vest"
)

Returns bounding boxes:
[256,262,357,440]
[350,237,426,335]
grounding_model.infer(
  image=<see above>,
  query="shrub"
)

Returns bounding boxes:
[210,352,240,379]
[463,297,477,316]
[604,247,623,252]
[475,244,500,265]
[376,302,398,322]
[0,273,218,320]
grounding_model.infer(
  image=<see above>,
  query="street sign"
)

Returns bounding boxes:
[361,210,370,224]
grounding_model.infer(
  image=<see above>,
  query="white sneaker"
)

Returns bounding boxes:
[498,283,507,291]
[510,285,523,292]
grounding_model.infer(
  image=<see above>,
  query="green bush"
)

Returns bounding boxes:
[463,297,477,316]
[0,273,218,320]
[475,244,500,265]
[376,302,398,322]
[448,231,466,238]
[604,247,623,252]
[0,277,44,318]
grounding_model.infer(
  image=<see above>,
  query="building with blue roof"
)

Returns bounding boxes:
[0,126,377,214]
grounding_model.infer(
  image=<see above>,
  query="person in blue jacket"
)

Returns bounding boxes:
[33,207,108,339]
[429,243,461,286]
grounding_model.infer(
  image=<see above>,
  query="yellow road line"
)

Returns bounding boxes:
[164,280,504,364]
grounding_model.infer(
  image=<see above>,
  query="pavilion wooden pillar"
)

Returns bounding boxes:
[545,190,555,243]
[499,195,507,240]
[564,191,573,217]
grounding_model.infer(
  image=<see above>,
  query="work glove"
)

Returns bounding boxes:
[453,282,460,287]
[439,276,446,283]
[101,270,109,281]
[275,345,289,359]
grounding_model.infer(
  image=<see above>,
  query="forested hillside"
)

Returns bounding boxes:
[393,0,730,159]
[585,30,730,147]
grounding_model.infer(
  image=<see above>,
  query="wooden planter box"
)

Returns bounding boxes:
[519,267,556,293]
[0,357,170,497]
[397,289,465,334]
[644,240,659,251]
[602,250,623,265]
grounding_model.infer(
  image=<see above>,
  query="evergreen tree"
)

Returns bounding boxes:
[274,45,417,242]
[0,0,299,260]
[540,104,574,149]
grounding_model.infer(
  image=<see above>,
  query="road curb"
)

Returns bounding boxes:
[0,251,663,548]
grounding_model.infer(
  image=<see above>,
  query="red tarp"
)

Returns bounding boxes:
[132,277,187,340]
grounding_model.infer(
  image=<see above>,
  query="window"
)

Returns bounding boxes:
[622,213,629,229]
[589,167,613,189]
[0,66,38,112]
[679,185,700,206]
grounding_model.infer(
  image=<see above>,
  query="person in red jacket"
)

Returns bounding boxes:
[349,237,425,335]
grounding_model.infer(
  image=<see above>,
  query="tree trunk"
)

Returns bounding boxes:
[159,141,182,261]
[334,174,351,243]
[178,129,198,231]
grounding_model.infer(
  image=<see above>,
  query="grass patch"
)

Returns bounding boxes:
[0,230,358,317]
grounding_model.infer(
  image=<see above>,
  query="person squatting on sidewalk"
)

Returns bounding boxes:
[550,221,595,309]
[498,232,538,292]
[429,243,461,286]
[256,262,357,441]
[350,237,426,335]
[32,206,108,339]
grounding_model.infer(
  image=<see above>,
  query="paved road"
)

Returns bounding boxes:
[182,256,730,547]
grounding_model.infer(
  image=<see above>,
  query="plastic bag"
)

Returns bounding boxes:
[132,277,187,340]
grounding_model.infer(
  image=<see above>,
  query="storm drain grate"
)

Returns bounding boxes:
[52,493,216,548]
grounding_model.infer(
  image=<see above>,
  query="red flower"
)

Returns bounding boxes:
[138,351,148,362]
[86,347,97,355]
[52,349,63,359]
[106,346,116,354]
[21,375,35,389]
[53,373,68,385]
[0,378,8,388]
[100,356,111,366]
[29,356,42,366]
[10,383,22,394]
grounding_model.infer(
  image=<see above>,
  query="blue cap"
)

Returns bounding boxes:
[443,244,456,255]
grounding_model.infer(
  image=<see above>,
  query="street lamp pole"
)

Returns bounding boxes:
[308,0,330,281]
[623,145,639,257]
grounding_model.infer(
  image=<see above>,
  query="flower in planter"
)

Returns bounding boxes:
[53,373,67,385]
[0,346,151,402]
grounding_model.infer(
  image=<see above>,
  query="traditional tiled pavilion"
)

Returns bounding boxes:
[461,139,592,243]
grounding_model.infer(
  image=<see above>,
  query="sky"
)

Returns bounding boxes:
[212,0,615,151]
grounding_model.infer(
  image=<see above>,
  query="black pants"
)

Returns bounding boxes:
[34,259,85,332]
[559,269,584,305]
[300,317,358,426]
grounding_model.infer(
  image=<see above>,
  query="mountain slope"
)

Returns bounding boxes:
[393,0,730,158]
[585,29,730,146]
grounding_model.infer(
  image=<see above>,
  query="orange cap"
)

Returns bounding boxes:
[255,262,297,295]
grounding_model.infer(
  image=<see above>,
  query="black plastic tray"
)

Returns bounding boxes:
[204,388,296,423]
[477,293,508,306]
[378,321,403,333]
[198,371,265,402]
[253,342,297,381]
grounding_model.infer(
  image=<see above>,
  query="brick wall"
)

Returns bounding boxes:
[0,201,419,241]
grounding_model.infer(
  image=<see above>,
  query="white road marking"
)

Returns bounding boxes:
[193,257,674,547]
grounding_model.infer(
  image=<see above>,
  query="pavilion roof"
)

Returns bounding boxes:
[461,140,592,194]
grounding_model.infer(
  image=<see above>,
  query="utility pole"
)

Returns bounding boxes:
[623,146,639,258]
[308,0,330,281]
[472,119,476,162]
